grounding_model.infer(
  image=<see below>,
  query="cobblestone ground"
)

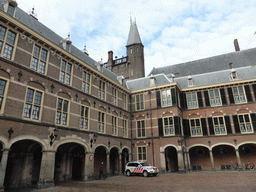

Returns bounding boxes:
[36,171,256,192]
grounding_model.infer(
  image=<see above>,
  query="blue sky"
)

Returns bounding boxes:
[18,0,256,76]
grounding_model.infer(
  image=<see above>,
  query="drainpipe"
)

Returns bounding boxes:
[130,94,133,160]
[148,90,155,165]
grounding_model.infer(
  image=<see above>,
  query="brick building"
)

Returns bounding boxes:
[0,0,256,191]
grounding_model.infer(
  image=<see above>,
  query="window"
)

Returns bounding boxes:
[137,120,145,137]
[231,71,237,80]
[98,80,105,100]
[66,43,71,52]
[209,89,221,106]
[7,4,15,16]
[233,86,246,104]
[0,79,7,113]
[213,116,226,135]
[0,25,16,60]
[123,119,128,137]
[112,87,117,105]
[122,93,127,110]
[190,118,202,136]
[138,146,146,161]
[188,79,193,86]
[163,117,174,136]
[161,89,171,107]
[55,98,69,125]
[136,94,144,110]
[31,45,48,74]
[130,48,132,54]
[187,92,198,109]
[80,106,89,129]
[112,116,118,135]
[98,112,105,133]
[238,114,253,133]
[23,88,43,120]
[82,71,90,94]
[60,60,72,85]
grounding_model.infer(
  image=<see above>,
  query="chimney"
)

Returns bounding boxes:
[108,51,113,60]
[234,39,240,52]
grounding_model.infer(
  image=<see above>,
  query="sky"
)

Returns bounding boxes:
[17,0,256,76]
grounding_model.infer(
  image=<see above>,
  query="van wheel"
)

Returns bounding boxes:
[143,171,148,177]
[126,170,131,176]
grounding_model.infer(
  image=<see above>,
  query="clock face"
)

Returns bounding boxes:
[89,154,94,161]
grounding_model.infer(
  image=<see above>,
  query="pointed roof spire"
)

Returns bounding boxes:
[126,18,143,47]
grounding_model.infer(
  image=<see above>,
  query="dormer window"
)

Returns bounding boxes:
[5,1,17,17]
[188,75,193,87]
[61,35,72,52]
[231,69,237,80]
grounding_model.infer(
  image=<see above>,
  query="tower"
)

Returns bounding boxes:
[107,19,145,80]
[126,19,145,79]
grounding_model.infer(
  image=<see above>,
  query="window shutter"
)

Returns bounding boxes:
[232,115,240,133]
[250,113,256,132]
[244,85,252,102]
[182,119,190,137]
[227,88,235,104]
[252,84,256,100]
[171,88,177,106]
[158,118,163,137]
[156,91,161,108]
[220,88,227,105]
[204,91,210,107]
[179,93,187,109]
[201,118,207,136]
[207,117,214,135]
[224,116,232,134]
[174,116,181,136]
[197,91,203,108]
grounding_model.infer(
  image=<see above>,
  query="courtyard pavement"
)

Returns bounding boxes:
[35,171,256,192]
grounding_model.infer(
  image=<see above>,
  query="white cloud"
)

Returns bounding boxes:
[17,0,256,76]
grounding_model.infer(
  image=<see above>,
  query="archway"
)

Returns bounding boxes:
[54,143,85,182]
[239,144,256,169]
[165,146,178,172]
[121,148,129,173]
[94,146,107,174]
[4,140,42,189]
[110,147,119,175]
[212,145,236,170]
[189,146,210,171]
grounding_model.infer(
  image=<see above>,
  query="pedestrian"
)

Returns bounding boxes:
[99,162,105,180]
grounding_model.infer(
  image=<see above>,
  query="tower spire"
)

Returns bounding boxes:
[126,19,143,47]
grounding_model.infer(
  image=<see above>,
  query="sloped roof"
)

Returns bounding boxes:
[125,74,171,91]
[126,21,142,47]
[149,48,256,78]
[0,1,121,84]
[174,66,256,89]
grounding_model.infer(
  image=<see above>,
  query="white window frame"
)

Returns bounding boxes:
[135,94,144,111]
[209,89,222,107]
[161,89,172,107]
[137,120,145,138]
[138,146,147,161]
[98,111,105,133]
[112,115,118,135]
[82,71,91,94]
[80,105,90,129]
[163,116,175,136]
[0,25,17,60]
[55,97,70,126]
[0,77,9,114]
[213,116,226,135]
[190,118,202,137]
[232,86,246,104]
[187,92,198,109]
[238,114,253,134]
[23,87,44,121]
[60,60,72,85]
[30,44,48,74]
